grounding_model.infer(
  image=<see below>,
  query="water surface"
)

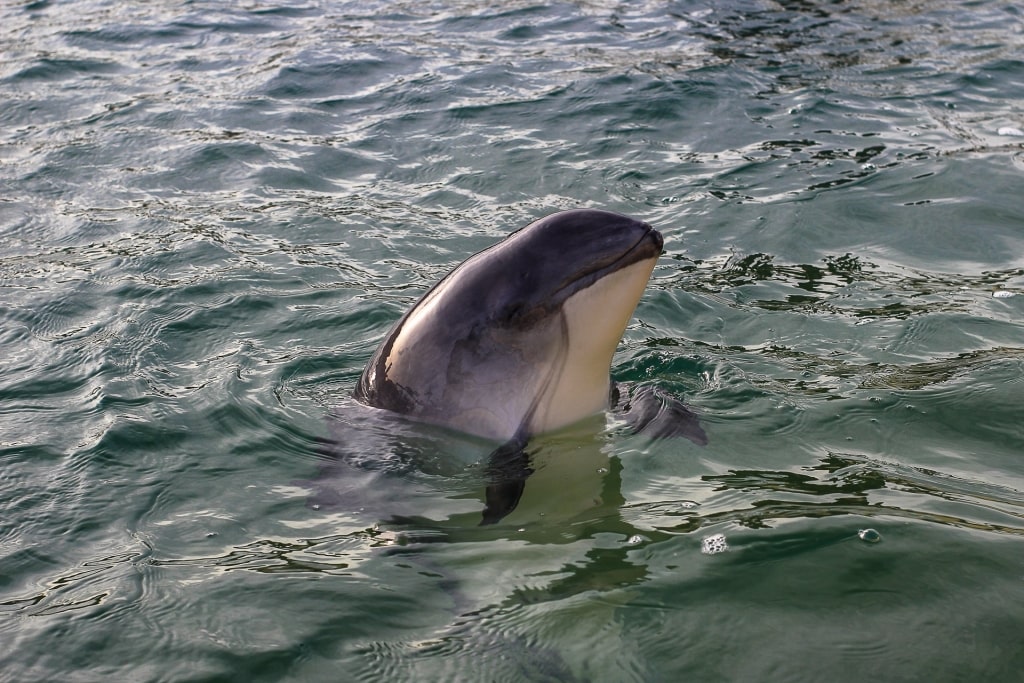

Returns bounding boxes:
[2,1,1023,681]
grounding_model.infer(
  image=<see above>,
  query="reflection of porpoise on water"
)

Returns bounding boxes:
[332,209,706,525]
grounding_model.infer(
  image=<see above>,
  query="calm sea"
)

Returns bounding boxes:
[2,1,1023,681]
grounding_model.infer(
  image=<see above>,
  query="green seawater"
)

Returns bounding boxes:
[1,1,1023,681]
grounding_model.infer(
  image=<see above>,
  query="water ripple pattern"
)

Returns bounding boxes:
[1,1,1023,681]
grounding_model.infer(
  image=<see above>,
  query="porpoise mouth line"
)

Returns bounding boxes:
[555,225,663,299]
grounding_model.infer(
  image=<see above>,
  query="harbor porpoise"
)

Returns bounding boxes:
[352,209,706,523]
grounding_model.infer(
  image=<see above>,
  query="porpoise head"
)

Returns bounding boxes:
[354,209,663,443]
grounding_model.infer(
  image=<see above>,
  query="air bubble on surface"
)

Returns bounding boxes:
[701,533,728,555]
[858,528,882,543]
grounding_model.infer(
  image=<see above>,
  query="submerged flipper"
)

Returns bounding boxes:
[481,437,533,525]
[479,386,706,524]
[613,383,708,446]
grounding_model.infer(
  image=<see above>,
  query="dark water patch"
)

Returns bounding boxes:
[632,517,1024,682]
[264,55,420,103]
[694,0,1023,89]
[151,535,359,575]
[64,19,212,50]
[683,252,1024,322]
[61,4,302,53]
[688,452,1024,536]
[7,57,124,82]
[135,140,275,193]
[351,603,584,682]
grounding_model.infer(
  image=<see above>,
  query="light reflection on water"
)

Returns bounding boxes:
[1,0,1023,680]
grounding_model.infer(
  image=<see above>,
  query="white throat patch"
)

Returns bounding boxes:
[530,256,659,434]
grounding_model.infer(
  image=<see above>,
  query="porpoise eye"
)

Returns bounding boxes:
[502,303,524,323]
